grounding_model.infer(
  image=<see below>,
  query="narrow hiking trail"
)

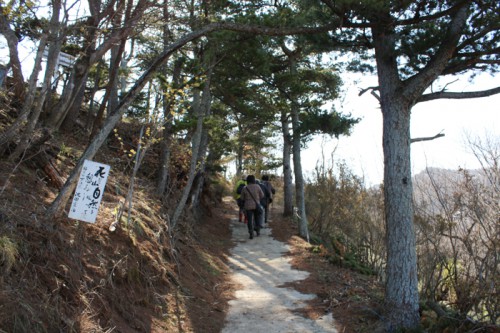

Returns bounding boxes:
[222,217,338,333]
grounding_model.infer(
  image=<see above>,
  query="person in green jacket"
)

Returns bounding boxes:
[234,176,247,223]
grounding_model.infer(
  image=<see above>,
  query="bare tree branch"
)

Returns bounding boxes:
[359,86,381,101]
[418,86,500,103]
[411,131,445,143]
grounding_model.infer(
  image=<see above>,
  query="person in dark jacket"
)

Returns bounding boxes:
[234,177,247,223]
[240,175,264,239]
[257,179,270,228]
[261,175,275,225]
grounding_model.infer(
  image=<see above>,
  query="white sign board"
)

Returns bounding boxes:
[68,160,110,223]
[42,49,76,67]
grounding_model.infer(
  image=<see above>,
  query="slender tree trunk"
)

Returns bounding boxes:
[291,101,309,241]
[281,111,293,217]
[107,1,125,120]
[156,122,172,196]
[0,4,25,102]
[286,52,309,240]
[85,63,104,132]
[45,55,85,130]
[0,36,45,151]
[155,0,174,197]
[170,85,207,228]
[0,64,7,86]
[59,62,91,130]
[191,107,211,207]
[156,57,183,196]
[235,119,245,177]
[117,125,145,225]
[46,8,100,130]
[9,0,63,160]
[176,54,214,220]
[89,38,127,140]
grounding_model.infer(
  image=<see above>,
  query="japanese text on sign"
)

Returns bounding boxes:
[68,160,110,223]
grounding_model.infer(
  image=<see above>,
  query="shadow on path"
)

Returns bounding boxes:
[222,218,338,333]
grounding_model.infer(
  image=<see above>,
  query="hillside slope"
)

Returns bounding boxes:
[0,116,237,332]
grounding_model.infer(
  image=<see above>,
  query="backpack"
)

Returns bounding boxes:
[236,183,245,194]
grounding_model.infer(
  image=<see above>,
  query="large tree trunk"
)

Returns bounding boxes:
[372,16,420,330]
[381,100,419,330]
[281,111,293,217]
[372,5,470,330]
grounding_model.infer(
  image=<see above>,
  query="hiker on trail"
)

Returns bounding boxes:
[256,179,270,228]
[234,176,247,223]
[261,175,275,225]
[240,175,264,239]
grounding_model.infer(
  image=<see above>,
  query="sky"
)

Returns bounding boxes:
[301,73,500,187]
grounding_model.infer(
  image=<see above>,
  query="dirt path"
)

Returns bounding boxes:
[222,217,338,333]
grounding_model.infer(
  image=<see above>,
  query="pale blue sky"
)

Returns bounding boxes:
[302,73,500,186]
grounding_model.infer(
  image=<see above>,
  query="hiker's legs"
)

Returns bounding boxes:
[246,210,255,238]
[237,199,247,223]
[237,199,243,221]
[254,211,261,235]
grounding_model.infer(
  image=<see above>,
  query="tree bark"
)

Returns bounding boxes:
[9,0,63,160]
[0,4,25,102]
[190,112,211,211]
[291,101,309,241]
[89,37,127,139]
[381,100,419,329]
[281,111,294,217]
[235,118,245,177]
[287,51,309,240]
[170,68,212,228]
[371,12,420,330]
[0,33,48,155]
[156,57,183,196]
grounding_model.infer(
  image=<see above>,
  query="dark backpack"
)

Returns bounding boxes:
[236,183,245,194]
